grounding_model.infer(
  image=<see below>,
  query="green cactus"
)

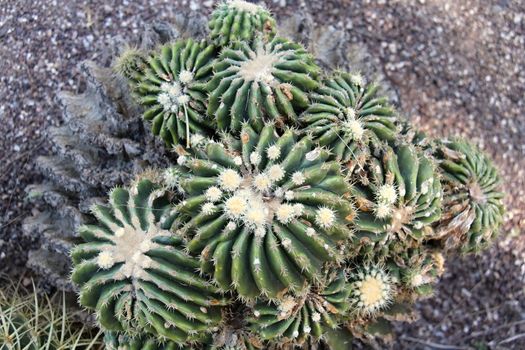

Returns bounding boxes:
[247,271,351,345]
[387,248,444,298]
[435,139,505,253]
[133,39,217,147]
[63,3,508,348]
[169,124,354,299]
[70,179,227,343]
[349,143,442,257]
[300,72,398,163]
[209,0,277,46]
[207,36,320,133]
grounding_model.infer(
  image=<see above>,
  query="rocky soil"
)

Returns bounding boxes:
[1,0,524,348]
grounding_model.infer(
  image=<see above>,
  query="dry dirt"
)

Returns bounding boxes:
[1,0,524,348]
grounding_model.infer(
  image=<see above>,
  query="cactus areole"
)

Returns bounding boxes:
[67,1,506,349]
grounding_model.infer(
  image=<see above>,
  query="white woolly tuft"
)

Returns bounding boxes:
[267,145,281,160]
[218,169,242,191]
[315,207,336,228]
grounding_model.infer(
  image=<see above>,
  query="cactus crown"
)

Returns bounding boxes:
[435,139,505,253]
[71,2,507,349]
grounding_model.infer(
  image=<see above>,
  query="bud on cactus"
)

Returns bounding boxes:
[171,124,354,299]
[435,139,505,253]
[207,37,320,133]
[71,179,227,343]
[349,144,442,257]
[247,271,351,345]
[209,0,277,46]
[300,72,398,163]
[134,39,217,147]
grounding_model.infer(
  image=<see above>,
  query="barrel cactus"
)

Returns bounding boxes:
[434,139,505,253]
[169,124,354,299]
[209,0,277,46]
[54,1,508,349]
[71,179,227,343]
[131,39,217,147]
[247,271,351,345]
[300,72,398,163]
[348,143,442,259]
[206,36,320,133]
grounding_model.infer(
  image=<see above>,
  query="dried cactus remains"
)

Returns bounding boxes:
[24,1,505,349]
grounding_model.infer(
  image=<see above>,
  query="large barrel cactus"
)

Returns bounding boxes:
[24,1,505,349]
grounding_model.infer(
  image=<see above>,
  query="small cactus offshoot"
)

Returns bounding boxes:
[133,39,217,147]
[68,2,508,349]
[349,143,442,257]
[248,271,351,345]
[348,265,393,317]
[300,72,398,163]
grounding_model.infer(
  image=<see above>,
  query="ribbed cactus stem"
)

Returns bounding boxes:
[171,124,354,300]
[71,179,227,343]
[209,0,277,46]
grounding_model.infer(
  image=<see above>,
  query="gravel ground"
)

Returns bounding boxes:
[1,0,524,348]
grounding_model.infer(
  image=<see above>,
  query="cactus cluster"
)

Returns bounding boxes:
[68,1,505,349]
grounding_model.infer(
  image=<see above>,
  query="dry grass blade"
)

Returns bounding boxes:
[0,275,103,350]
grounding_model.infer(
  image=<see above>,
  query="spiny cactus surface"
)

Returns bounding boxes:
[349,143,442,258]
[300,72,398,163]
[247,271,351,344]
[209,0,277,46]
[135,39,217,147]
[170,124,354,300]
[207,36,320,133]
[71,179,227,343]
[435,139,504,253]
[52,0,507,349]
